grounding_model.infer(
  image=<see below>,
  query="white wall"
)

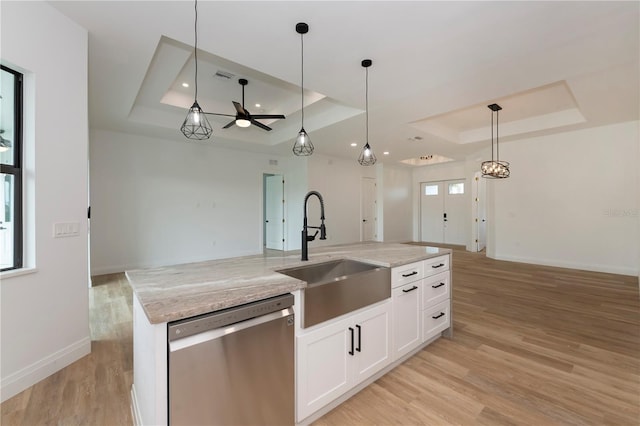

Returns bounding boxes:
[491,121,639,275]
[0,1,89,402]
[90,129,307,274]
[306,154,363,246]
[381,164,413,242]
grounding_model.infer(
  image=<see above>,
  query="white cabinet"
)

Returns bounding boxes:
[392,282,422,360]
[392,254,451,361]
[297,301,391,422]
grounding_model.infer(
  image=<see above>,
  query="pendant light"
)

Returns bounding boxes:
[358,59,377,166]
[481,103,510,178]
[180,0,213,140]
[292,22,313,156]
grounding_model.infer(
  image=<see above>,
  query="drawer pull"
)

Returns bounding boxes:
[432,283,445,289]
[402,271,418,277]
[432,312,445,319]
[402,285,418,293]
[431,263,445,269]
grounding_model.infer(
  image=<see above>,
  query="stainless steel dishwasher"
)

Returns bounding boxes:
[168,293,294,425]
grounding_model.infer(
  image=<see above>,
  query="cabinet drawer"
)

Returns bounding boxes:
[423,255,449,277]
[391,261,424,287]
[422,271,450,309]
[422,300,450,342]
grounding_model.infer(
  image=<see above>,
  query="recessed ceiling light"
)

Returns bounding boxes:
[182,82,189,88]
[383,151,390,155]
[255,103,261,108]
[350,143,357,147]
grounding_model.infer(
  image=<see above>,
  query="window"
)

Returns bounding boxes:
[1,65,23,271]
[424,184,439,196]
[448,182,464,195]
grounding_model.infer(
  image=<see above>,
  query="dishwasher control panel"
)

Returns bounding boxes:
[168,293,294,341]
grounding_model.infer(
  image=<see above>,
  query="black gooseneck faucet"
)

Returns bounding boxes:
[301,191,327,261]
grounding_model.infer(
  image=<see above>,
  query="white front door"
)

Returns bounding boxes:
[420,179,467,245]
[443,180,466,245]
[265,174,284,250]
[420,182,444,243]
[361,178,376,241]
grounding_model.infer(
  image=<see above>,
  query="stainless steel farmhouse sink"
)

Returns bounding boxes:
[278,259,390,328]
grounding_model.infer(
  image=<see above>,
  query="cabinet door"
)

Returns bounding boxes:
[297,319,351,421]
[352,301,391,385]
[392,283,421,360]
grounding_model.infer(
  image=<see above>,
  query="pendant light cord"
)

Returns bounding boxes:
[194,0,199,101]
[300,32,304,126]
[365,66,369,144]
[491,108,495,162]
[496,108,499,162]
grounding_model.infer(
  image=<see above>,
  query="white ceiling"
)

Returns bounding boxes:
[50,1,639,166]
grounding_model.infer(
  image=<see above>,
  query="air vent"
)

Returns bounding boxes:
[214,70,235,80]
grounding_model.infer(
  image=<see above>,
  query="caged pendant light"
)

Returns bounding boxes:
[292,22,313,156]
[180,0,213,140]
[481,103,510,178]
[358,59,376,166]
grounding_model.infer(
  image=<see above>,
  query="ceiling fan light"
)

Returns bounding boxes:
[293,128,313,156]
[181,101,213,140]
[235,118,251,128]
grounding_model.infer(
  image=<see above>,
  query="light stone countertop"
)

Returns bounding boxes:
[126,242,451,324]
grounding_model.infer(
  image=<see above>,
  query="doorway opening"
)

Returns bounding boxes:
[263,174,285,251]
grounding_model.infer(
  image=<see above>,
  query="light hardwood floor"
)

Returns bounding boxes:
[2,249,639,425]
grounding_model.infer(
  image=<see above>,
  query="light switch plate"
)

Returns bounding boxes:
[53,222,80,238]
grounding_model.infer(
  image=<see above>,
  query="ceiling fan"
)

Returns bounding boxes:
[204,78,285,131]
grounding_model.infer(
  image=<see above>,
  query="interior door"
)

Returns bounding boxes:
[420,182,444,243]
[361,178,376,241]
[473,173,487,251]
[265,174,284,250]
[443,180,466,245]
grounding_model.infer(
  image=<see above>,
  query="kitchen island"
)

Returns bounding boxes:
[127,242,452,425]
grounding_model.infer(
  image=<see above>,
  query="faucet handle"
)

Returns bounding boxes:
[307,230,319,242]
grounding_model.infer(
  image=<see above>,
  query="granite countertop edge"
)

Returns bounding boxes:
[126,242,451,324]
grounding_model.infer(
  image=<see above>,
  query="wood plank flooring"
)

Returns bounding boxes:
[2,249,638,425]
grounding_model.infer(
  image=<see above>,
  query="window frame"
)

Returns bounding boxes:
[1,64,23,271]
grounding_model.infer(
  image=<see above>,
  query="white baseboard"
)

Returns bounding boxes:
[0,336,91,403]
[491,254,637,277]
[131,384,143,426]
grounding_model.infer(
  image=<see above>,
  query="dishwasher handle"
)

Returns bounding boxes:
[169,307,294,353]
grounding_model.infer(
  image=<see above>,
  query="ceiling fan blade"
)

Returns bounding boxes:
[222,119,236,129]
[250,114,286,120]
[251,119,272,131]
[203,112,235,117]
[232,101,247,116]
